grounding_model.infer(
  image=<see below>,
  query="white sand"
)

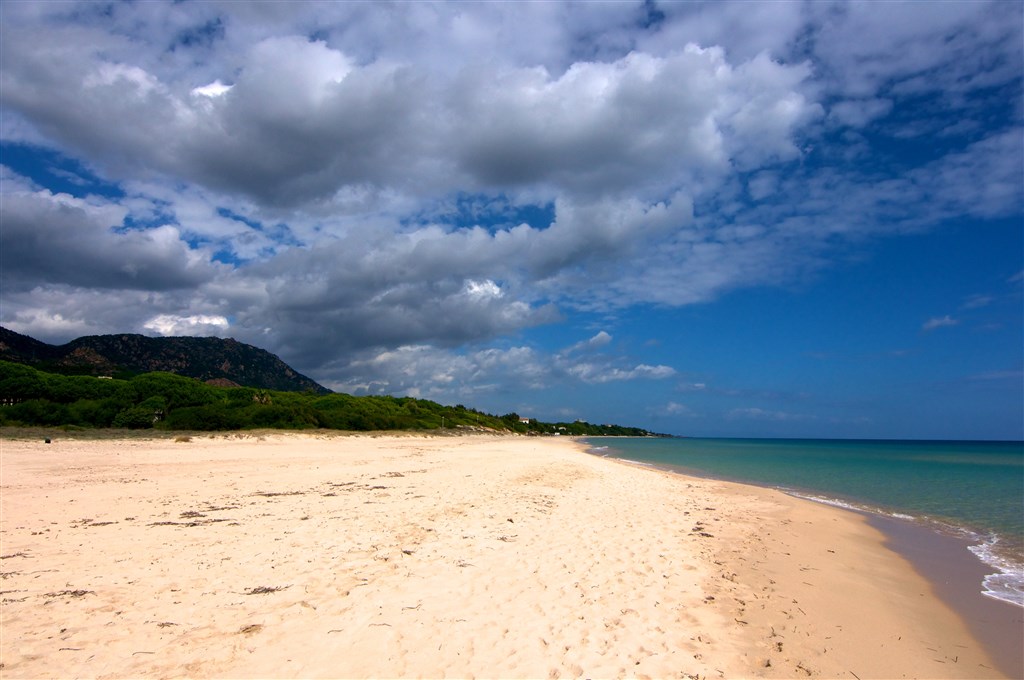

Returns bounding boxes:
[0,433,1004,678]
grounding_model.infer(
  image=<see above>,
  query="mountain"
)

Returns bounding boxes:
[0,327,330,394]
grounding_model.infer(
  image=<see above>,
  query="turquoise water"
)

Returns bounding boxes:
[584,437,1024,608]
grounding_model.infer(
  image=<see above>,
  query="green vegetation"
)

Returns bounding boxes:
[0,360,661,436]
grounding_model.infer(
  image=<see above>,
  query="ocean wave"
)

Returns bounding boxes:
[969,537,1024,608]
[783,490,914,521]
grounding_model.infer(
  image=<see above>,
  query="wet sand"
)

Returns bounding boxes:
[611,452,1024,678]
[867,514,1023,679]
[0,432,1009,678]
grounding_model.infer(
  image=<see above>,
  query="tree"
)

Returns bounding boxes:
[131,372,218,410]
[112,406,155,429]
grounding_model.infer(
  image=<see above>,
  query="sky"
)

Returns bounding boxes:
[1,1,1021,440]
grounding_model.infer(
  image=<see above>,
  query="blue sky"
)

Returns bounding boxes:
[1,1,1021,439]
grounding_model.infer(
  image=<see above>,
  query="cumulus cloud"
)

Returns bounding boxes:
[660,401,703,419]
[0,1,1019,401]
[451,47,818,194]
[564,331,613,354]
[324,331,676,402]
[329,344,548,398]
[1,29,819,209]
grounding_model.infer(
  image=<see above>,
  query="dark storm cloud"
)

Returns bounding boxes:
[0,180,215,292]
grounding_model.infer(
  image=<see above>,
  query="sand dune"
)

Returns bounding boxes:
[0,433,1005,678]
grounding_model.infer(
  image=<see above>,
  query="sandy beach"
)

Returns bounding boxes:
[0,433,1009,679]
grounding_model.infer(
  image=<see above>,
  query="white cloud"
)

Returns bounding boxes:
[829,98,893,127]
[327,344,548,397]
[728,407,814,422]
[2,310,92,339]
[322,332,677,401]
[143,314,229,336]
[0,286,225,346]
[662,401,702,418]
[588,331,613,348]
[564,330,613,355]
[641,1,805,63]
[809,0,1021,99]
[191,80,232,98]
[567,362,676,384]
[632,364,678,380]
[922,315,959,332]
[961,294,993,310]
[463,279,503,300]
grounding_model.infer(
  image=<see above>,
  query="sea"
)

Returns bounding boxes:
[582,437,1024,609]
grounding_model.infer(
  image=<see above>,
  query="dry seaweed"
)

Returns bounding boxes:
[45,589,94,598]
[244,585,290,595]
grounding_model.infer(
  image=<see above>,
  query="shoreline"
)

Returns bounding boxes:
[867,514,1023,679]
[585,442,1023,678]
[584,439,1024,606]
[1,432,1012,678]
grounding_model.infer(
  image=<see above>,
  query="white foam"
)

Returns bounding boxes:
[968,537,1024,608]
[794,492,1024,609]
[599,457,1024,609]
[786,492,928,524]
[619,458,654,466]
[785,491,875,515]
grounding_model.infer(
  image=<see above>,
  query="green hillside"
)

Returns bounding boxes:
[0,327,329,394]
[0,360,662,437]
